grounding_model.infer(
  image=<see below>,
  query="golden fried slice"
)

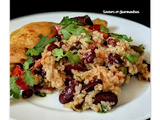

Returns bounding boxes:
[92,18,108,27]
[10,22,56,63]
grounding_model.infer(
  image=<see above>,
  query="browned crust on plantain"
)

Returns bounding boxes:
[10,22,57,63]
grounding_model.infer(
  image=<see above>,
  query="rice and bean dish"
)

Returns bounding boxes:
[10,15,150,113]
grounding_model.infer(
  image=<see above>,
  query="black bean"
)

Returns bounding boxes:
[47,44,57,51]
[73,15,93,26]
[29,61,35,69]
[54,35,61,41]
[34,91,46,97]
[32,54,42,60]
[17,63,24,69]
[34,67,42,75]
[85,17,93,26]
[41,70,46,78]
[103,41,108,46]
[22,89,33,98]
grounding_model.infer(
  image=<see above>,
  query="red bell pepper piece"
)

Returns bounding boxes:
[89,24,101,31]
[89,24,109,39]
[48,34,54,38]
[12,65,24,76]
[12,65,29,90]
[55,25,61,35]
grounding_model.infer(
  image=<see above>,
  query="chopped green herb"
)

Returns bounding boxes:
[139,44,145,50]
[102,105,107,113]
[10,84,20,99]
[59,16,83,26]
[48,24,55,28]
[99,105,107,113]
[111,33,133,42]
[23,70,34,86]
[77,44,81,50]
[52,48,64,61]
[126,53,139,63]
[52,48,80,64]
[23,56,34,71]
[60,24,87,40]
[100,25,109,33]
[131,44,145,55]
[73,27,87,35]
[122,52,126,60]
[117,66,128,75]
[26,35,56,56]
[84,34,94,43]
[10,76,18,85]
[10,76,20,99]
[35,36,56,48]
[38,34,43,38]
[23,56,35,87]
[60,29,72,40]
[86,39,94,43]
[26,48,43,56]
[64,50,80,64]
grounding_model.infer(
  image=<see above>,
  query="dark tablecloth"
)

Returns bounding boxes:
[10,0,150,27]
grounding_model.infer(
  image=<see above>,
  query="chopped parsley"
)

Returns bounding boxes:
[100,25,109,33]
[23,70,34,86]
[23,56,34,71]
[77,44,81,50]
[60,23,93,43]
[60,29,72,40]
[52,48,64,61]
[131,44,145,55]
[59,16,96,43]
[60,24,87,40]
[84,34,94,43]
[111,33,133,42]
[99,105,108,113]
[22,56,35,87]
[26,35,56,56]
[59,16,83,26]
[117,66,128,75]
[10,76,20,99]
[126,53,139,63]
[64,50,80,64]
[52,48,80,64]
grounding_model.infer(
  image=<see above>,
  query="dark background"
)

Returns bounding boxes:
[10,0,150,27]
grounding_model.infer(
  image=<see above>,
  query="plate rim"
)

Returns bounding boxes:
[10,11,150,29]
[10,11,151,120]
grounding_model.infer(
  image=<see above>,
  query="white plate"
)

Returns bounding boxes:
[10,12,151,120]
